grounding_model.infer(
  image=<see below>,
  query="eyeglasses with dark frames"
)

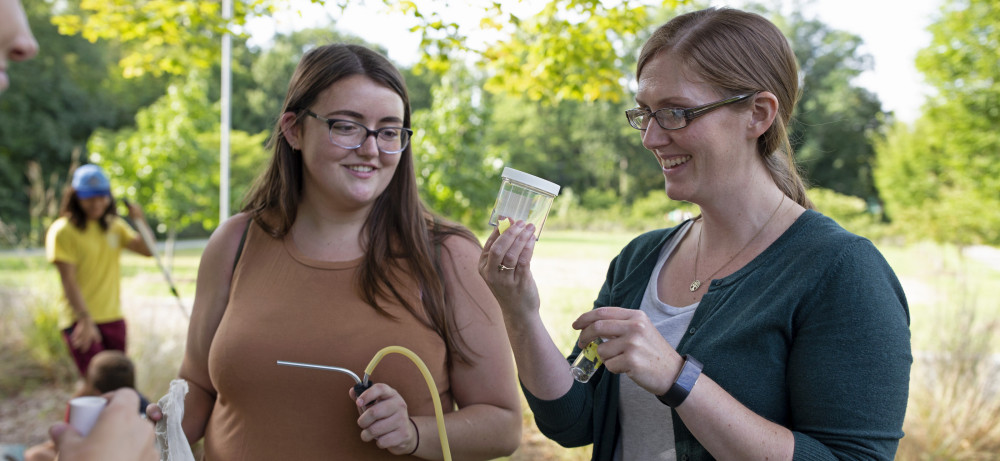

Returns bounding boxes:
[304,109,413,154]
[625,92,756,131]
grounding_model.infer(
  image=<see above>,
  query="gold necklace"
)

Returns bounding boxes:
[689,195,785,292]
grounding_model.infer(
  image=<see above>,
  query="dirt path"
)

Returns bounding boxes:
[0,386,73,449]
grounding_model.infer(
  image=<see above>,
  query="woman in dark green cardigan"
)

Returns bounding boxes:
[479,7,911,461]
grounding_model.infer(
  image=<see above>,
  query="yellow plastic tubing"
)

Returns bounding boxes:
[364,345,452,461]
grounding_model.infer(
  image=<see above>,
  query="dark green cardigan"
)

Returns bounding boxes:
[524,210,912,460]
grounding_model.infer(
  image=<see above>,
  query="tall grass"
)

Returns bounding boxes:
[897,272,1000,459]
[0,279,76,446]
[0,289,76,397]
[22,292,76,381]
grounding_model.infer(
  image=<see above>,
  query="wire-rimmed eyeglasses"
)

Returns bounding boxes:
[304,109,413,154]
[625,92,756,131]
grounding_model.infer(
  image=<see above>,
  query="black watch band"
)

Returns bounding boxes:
[657,354,703,408]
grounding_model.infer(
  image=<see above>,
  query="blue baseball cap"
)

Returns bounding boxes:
[71,164,111,199]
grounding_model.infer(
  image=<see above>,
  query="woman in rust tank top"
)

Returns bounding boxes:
[152,44,521,460]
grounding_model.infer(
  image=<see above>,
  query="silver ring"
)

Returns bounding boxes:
[498,263,515,272]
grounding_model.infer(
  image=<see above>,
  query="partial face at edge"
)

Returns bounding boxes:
[0,0,39,94]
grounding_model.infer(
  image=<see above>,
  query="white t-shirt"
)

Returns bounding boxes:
[614,221,698,461]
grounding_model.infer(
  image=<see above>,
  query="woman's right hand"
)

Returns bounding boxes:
[350,383,419,456]
[478,220,540,319]
[70,318,101,352]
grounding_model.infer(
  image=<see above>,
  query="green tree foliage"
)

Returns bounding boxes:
[412,65,657,228]
[482,94,657,208]
[10,0,914,245]
[87,74,219,231]
[0,1,167,246]
[50,0,677,103]
[415,1,889,228]
[87,73,267,233]
[51,0,272,77]
[480,0,677,104]
[412,70,497,226]
[778,9,885,201]
[227,131,272,212]
[40,0,687,232]
[874,0,1000,245]
[806,187,885,240]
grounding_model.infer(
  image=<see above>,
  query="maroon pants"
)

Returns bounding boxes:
[62,319,127,376]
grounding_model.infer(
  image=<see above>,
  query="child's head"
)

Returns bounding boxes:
[84,350,135,395]
[60,164,117,230]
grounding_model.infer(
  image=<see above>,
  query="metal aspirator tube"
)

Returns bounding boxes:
[278,345,453,461]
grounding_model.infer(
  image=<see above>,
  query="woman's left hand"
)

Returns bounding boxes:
[52,389,158,461]
[573,306,685,396]
[350,383,418,456]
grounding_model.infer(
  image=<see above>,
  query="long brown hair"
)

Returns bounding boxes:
[58,187,117,231]
[638,7,814,209]
[242,44,478,363]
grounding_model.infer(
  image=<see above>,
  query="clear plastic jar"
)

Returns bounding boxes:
[488,167,561,239]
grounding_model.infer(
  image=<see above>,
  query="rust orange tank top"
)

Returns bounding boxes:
[204,223,452,460]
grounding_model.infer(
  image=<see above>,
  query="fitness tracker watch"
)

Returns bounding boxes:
[657,354,703,408]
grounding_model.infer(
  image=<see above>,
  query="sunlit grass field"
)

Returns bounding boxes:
[2,231,998,458]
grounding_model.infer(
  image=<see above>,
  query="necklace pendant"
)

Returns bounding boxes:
[689,280,702,292]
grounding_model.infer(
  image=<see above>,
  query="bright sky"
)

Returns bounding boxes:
[247,0,942,123]
[771,0,941,123]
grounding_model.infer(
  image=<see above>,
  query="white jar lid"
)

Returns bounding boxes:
[501,167,561,196]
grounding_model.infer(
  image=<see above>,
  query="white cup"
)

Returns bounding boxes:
[68,396,108,436]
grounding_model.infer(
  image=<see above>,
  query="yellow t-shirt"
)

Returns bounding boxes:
[45,216,137,326]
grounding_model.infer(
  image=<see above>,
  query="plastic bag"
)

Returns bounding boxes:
[154,379,196,461]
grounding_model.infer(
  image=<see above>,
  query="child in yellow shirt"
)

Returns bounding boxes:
[45,164,153,376]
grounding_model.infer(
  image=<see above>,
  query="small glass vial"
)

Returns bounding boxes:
[488,167,561,240]
[571,338,606,383]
